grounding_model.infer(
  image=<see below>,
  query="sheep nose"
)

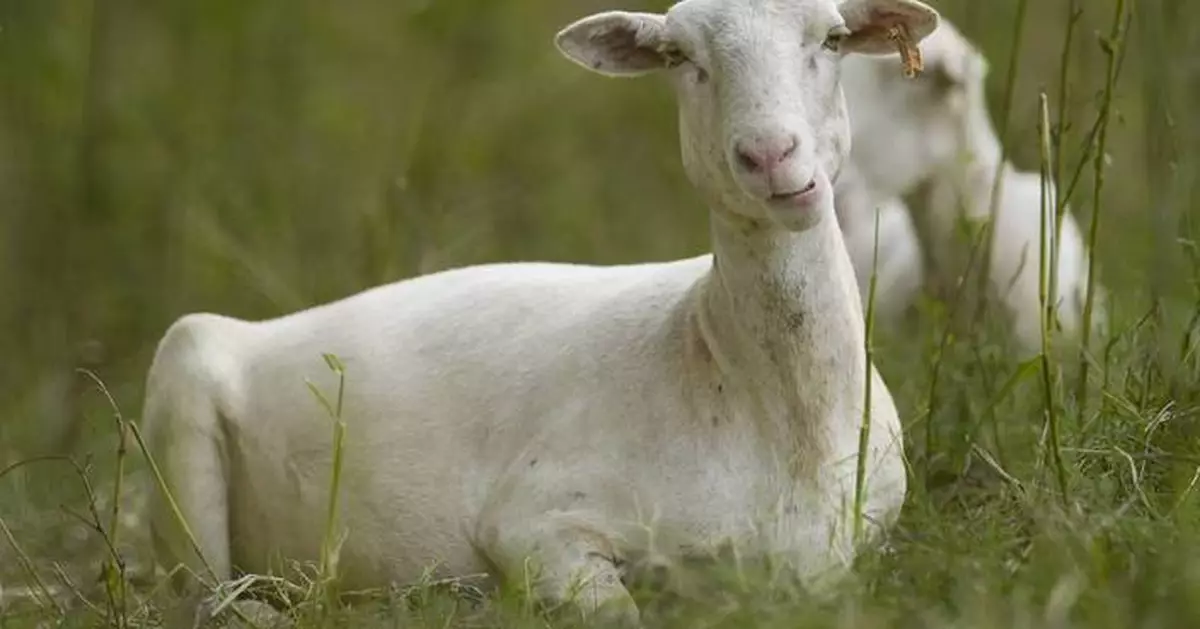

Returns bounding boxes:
[734,134,799,173]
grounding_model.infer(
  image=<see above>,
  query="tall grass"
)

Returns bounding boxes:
[853,208,883,546]
[974,0,1030,327]
[1076,0,1131,409]
[1036,92,1069,504]
[304,352,350,621]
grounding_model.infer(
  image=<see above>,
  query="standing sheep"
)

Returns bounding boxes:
[836,18,1105,353]
[926,156,1104,355]
[140,0,939,625]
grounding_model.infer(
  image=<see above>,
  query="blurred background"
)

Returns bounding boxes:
[7,0,1194,450]
[1,0,1199,597]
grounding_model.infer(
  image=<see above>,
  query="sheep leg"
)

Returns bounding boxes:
[141,317,237,625]
[840,196,925,320]
[477,511,639,627]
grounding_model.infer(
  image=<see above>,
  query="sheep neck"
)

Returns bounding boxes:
[694,204,867,475]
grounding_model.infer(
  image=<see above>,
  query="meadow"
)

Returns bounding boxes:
[3,0,1200,627]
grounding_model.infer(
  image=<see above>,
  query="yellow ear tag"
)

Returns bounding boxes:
[887,23,923,79]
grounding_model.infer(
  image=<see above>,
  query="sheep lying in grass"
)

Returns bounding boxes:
[835,18,1105,352]
[139,0,938,625]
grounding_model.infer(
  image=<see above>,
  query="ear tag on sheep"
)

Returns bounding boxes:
[887,23,923,79]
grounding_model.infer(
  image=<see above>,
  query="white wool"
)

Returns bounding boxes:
[834,18,1106,350]
[140,0,939,625]
[927,163,1107,355]
[839,191,925,322]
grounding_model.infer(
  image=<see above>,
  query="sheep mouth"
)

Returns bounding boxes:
[767,179,818,204]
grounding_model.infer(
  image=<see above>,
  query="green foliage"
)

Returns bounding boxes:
[2,0,1200,627]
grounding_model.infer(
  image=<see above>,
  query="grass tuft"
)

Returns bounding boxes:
[303,352,351,622]
[1036,91,1070,505]
[854,205,882,546]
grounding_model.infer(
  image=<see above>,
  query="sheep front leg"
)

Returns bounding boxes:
[477,512,639,627]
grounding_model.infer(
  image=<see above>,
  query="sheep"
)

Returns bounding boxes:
[835,165,925,323]
[834,18,1106,353]
[840,19,999,209]
[833,18,997,321]
[139,0,939,625]
[926,157,1106,355]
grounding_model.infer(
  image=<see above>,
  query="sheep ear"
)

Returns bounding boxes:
[838,0,940,57]
[555,11,670,77]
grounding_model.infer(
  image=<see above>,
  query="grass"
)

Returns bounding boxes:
[853,208,883,547]
[305,352,350,624]
[1036,90,1069,505]
[1077,0,1131,408]
[3,0,1200,627]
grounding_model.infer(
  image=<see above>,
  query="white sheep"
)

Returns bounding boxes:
[835,18,1105,352]
[834,18,997,320]
[835,165,925,323]
[926,158,1105,355]
[139,0,939,625]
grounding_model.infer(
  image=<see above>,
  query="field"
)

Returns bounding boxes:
[3,0,1200,627]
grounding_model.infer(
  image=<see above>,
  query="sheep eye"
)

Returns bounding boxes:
[660,44,689,69]
[659,44,707,83]
[823,25,851,52]
[929,65,960,93]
